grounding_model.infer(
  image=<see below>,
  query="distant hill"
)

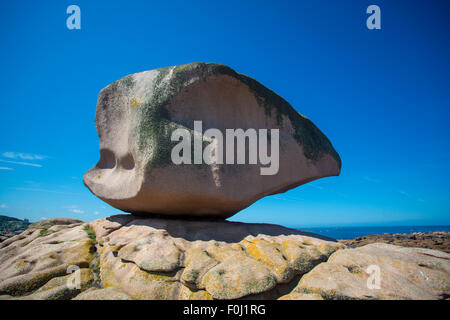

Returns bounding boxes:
[0,215,31,233]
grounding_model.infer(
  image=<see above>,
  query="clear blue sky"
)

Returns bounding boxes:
[0,0,449,227]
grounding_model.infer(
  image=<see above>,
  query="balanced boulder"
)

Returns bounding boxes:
[83,62,341,218]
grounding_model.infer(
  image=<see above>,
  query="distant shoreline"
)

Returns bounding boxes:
[297,225,450,240]
[2,214,450,253]
[295,225,450,253]
[339,231,449,253]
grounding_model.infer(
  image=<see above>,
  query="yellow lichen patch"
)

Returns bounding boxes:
[181,247,217,289]
[241,238,293,283]
[316,243,339,256]
[281,240,326,274]
[178,284,213,300]
[206,245,247,262]
[36,268,93,293]
[125,269,181,300]
[278,292,324,300]
[14,259,31,273]
[201,256,277,300]
[0,264,70,296]
[36,252,60,270]
[130,97,140,108]
[12,268,95,300]
[61,239,94,267]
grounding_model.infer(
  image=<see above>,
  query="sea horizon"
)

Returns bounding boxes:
[2,213,449,241]
[294,225,450,240]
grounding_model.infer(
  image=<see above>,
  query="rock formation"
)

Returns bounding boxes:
[3,63,446,301]
[340,232,450,253]
[0,217,448,300]
[283,243,450,300]
[83,62,341,218]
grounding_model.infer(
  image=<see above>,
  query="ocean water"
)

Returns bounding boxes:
[294,225,450,240]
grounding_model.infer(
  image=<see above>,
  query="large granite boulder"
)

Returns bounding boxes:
[83,62,341,218]
[1,216,448,300]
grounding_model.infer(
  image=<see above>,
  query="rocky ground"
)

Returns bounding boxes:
[340,232,450,253]
[0,216,448,300]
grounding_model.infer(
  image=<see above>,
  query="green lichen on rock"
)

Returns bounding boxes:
[136,67,176,168]
[345,265,363,274]
[120,74,135,89]
[39,229,51,237]
[176,63,340,167]
[295,287,354,300]
[136,64,214,169]
[83,224,97,245]
[133,62,340,168]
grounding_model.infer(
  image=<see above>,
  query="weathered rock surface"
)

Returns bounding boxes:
[340,231,450,253]
[0,215,341,300]
[73,287,132,300]
[0,218,95,299]
[84,62,341,218]
[284,243,450,300]
[27,217,84,230]
[93,215,341,300]
[1,216,448,300]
